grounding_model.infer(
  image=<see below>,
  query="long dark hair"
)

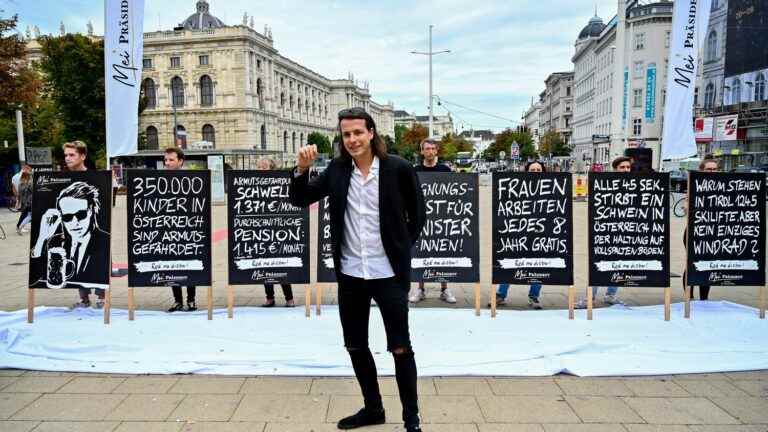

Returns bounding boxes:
[337,107,388,162]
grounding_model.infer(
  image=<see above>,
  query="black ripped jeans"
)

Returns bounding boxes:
[338,273,420,428]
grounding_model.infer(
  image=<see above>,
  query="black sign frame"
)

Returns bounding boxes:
[127,170,212,287]
[588,172,670,287]
[686,171,766,287]
[492,172,574,286]
[227,170,310,285]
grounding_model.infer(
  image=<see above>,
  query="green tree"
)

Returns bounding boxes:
[307,131,332,154]
[482,128,536,160]
[398,123,427,162]
[437,133,473,161]
[394,124,407,153]
[37,34,106,166]
[538,131,571,157]
[0,14,39,112]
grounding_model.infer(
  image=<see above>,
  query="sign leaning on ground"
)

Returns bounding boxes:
[687,172,766,286]
[28,171,112,290]
[492,172,573,285]
[227,170,310,285]
[588,172,670,287]
[316,196,336,283]
[127,170,212,287]
[411,172,480,283]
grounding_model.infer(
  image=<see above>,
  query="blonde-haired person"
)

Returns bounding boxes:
[256,157,295,307]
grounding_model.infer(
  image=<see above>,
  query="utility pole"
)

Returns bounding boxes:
[411,25,450,139]
[16,110,25,163]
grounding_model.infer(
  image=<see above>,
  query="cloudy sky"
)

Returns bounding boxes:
[4,0,619,132]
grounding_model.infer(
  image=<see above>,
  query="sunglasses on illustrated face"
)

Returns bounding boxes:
[61,209,89,223]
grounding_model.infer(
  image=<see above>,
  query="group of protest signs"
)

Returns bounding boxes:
[26,169,767,323]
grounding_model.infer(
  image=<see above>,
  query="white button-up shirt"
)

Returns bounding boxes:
[340,156,395,280]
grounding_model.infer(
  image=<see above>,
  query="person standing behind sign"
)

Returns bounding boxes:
[576,156,629,309]
[16,171,33,235]
[682,158,718,301]
[409,138,457,304]
[256,157,295,307]
[492,160,547,309]
[11,164,32,211]
[164,147,197,312]
[289,107,426,432]
[61,141,108,309]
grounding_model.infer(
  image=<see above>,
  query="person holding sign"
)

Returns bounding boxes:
[493,160,548,309]
[290,107,426,432]
[59,141,107,309]
[576,156,628,309]
[255,157,295,308]
[163,147,197,313]
[682,157,719,301]
[410,138,457,304]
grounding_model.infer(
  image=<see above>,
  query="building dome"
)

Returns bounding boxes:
[578,15,605,40]
[181,1,225,30]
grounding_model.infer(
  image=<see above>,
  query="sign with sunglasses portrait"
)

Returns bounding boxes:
[127,170,212,287]
[28,171,112,290]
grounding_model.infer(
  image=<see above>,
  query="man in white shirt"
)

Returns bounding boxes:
[290,108,426,432]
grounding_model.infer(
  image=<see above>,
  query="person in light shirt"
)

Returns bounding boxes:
[290,107,426,432]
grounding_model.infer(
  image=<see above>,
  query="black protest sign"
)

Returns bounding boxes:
[227,170,310,285]
[687,172,766,286]
[28,171,112,290]
[588,172,670,287]
[492,172,573,285]
[127,170,211,287]
[411,172,479,283]
[316,196,336,283]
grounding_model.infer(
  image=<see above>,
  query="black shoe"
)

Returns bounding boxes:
[186,301,197,312]
[406,426,422,432]
[337,407,385,429]
[261,299,276,307]
[167,302,184,312]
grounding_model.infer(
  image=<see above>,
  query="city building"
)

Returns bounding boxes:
[566,0,672,171]
[522,98,543,149]
[696,0,768,169]
[539,72,574,154]
[393,110,455,138]
[458,129,496,157]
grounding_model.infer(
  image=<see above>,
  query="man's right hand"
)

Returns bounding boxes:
[32,209,61,258]
[296,144,318,174]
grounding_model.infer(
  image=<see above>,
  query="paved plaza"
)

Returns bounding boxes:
[0,190,766,431]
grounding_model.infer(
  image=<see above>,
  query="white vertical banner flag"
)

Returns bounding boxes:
[104,0,145,160]
[661,0,712,159]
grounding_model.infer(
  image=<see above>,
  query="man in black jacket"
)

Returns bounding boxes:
[290,107,426,431]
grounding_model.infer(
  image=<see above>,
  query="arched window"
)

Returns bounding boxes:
[756,74,766,101]
[260,125,267,150]
[175,125,187,148]
[171,76,184,107]
[711,0,719,10]
[732,79,742,104]
[200,75,213,106]
[704,83,715,109]
[280,92,285,108]
[283,131,288,152]
[256,78,263,108]
[292,132,296,153]
[706,32,718,62]
[290,95,294,110]
[300,133,304,147]
[145,126,158,150]
[202,124,215,146]
[142,78,156,109]
[297,98,302,112]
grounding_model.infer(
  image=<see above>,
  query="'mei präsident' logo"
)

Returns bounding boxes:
[251,270,289,281]
[151,273,188,284]
[111,0,138,88]
[423,269,458,279]
[36,176,71,191]
[708,272,743,283]
[514,270,551,280]
[610,273,648,283]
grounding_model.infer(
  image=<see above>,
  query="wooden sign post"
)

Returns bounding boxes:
[27,288,34,324]
[492,172,574,319]
[227,285,234,319]
[568,286,575,320]
[104,290,111,325]
[664,287,671,322]
[760,285,766,319]
[316,284,323,316]
[490,285,497,318]
[587,287,593,321]
[305,286,311,318]
[128,288,135,321]
[207,286,213,320]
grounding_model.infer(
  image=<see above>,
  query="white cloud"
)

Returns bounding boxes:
[9,0,620,131]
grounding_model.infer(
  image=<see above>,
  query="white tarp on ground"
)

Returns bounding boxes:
[1,302,767,377]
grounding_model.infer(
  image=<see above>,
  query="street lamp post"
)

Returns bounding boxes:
[411,25,450,139]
